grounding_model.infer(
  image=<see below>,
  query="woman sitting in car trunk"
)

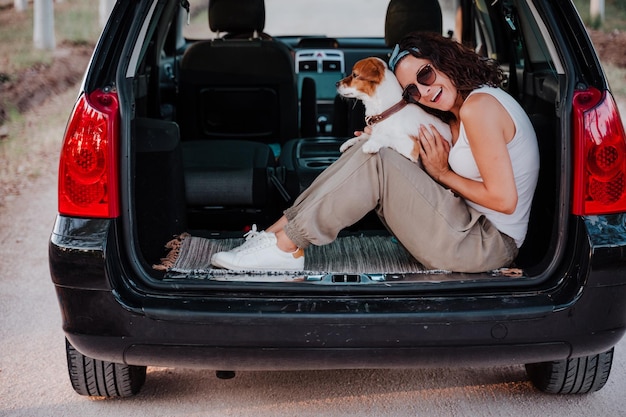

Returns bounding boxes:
[211,32,540,273]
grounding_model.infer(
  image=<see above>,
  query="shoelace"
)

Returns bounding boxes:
[243,224,260,241]
[231,224,269,253]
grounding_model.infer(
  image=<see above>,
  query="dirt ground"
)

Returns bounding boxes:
[588,29,626,68]
[0,41,93,126]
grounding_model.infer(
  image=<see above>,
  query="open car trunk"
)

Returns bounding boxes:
[126,0,565,288]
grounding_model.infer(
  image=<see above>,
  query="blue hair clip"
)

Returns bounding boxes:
[388,45,420,72]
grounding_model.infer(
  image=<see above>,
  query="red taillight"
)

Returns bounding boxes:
[58,90,120,218]
[572,88,626,215]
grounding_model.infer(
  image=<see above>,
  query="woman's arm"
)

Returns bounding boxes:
[419,93,518,214]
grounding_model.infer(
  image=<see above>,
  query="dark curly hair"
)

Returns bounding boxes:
[396,32,503,122]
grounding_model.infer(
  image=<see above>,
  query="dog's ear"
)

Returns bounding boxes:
[363,58,386,83]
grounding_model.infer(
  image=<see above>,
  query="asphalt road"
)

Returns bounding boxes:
[1,93,626,417]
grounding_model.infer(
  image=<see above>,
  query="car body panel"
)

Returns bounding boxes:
[49,0,626,382]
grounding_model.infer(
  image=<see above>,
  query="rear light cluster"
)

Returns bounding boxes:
[58,90,120,218]
[572,87,626,215]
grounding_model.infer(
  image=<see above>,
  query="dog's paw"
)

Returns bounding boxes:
[340,137,360,152]
[361,141,382,154]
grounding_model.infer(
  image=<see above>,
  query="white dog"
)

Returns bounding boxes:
[336,57,452,162]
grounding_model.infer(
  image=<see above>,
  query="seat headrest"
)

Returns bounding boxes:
[208,0,265,34]
[384,0,443,47]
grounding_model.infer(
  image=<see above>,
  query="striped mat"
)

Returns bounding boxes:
[153,233,427,276]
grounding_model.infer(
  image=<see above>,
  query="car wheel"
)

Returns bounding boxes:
[65,339,147,397]
[525,348,614,394]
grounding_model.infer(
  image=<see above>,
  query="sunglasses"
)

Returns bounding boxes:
[402,64,437,104]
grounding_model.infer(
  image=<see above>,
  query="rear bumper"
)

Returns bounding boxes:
[50,215,626,369]
[55,283,626,369]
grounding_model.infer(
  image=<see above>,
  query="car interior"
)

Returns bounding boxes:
[130,0,562,283]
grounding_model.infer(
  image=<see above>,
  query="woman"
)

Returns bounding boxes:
[211,32,540,273]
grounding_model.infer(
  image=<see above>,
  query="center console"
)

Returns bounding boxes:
[280,137,345,193]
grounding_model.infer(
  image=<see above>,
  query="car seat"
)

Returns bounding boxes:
[177,0,298,229]
[178,0,298,143]
[384,0,443,47]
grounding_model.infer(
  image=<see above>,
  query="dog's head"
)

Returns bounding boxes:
[336,57,389,100]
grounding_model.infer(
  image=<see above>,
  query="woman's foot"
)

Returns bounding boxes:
[211,227,304,271]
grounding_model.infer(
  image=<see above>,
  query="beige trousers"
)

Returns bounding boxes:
[283,139,518,272]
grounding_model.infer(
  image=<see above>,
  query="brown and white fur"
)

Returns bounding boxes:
[336,57,452,162]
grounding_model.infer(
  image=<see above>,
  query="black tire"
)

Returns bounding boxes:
[65,339,147,397]
[525,348,614,394]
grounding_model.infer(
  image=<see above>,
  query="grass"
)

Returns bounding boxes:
[0,0,99,75]
[0,86,76,205]
[0,1,99,203]
[55,1,102,43]
[573,0,626,30]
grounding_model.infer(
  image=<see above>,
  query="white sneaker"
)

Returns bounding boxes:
[211,230,305,271]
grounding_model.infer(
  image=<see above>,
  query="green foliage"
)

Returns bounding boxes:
[573,0,626,30]
[55,1,101,43]
[0,0,98,74]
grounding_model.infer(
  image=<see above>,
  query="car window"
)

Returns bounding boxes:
[514,0,557,67]
[264,0,388,37]
[183,0,459,39]
[471,0,497,57]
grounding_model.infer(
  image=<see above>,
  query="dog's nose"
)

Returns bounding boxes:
[335,81,340,87]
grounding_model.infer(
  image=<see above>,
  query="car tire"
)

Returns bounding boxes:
[525,348,614,394]
[65,339,147,397]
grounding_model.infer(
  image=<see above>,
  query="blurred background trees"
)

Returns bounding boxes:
[33,0,55,50]
[10,0,115,50]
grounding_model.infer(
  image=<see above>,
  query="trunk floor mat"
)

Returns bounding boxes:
[153,234,524,282]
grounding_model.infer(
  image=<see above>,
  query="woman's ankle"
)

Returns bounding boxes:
[275,229,298,253]
[266,215,288,234]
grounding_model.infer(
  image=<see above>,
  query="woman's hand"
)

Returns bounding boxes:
[426,93,518,215]
[353,126,372,137]
[416,124,451,182]
[340,126,372,153]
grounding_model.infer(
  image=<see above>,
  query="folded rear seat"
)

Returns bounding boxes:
[183,140,275,208]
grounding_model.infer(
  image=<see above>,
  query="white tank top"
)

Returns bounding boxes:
[448,86,540,247]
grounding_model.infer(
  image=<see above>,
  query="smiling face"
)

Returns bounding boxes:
[394,55,462,116]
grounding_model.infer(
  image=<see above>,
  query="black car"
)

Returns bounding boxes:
[50,0,626,397]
